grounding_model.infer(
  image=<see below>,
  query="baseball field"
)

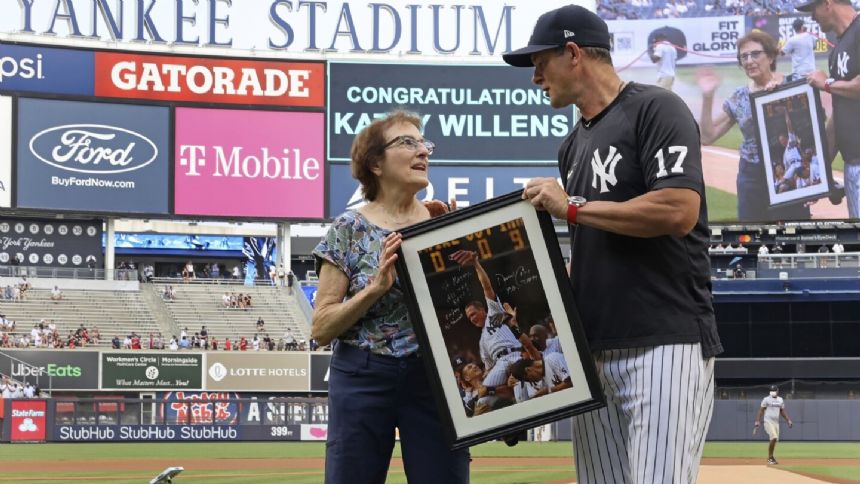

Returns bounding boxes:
[2,440,859,483]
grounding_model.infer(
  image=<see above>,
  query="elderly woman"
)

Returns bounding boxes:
[311,111,469,483]
[697,30,810,222]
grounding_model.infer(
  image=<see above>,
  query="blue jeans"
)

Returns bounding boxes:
[325,342,470,484]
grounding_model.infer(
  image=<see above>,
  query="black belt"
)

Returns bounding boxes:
[494,347,523,360]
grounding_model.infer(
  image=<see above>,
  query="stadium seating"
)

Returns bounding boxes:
[150,280,310,346]
[0,287,160,348]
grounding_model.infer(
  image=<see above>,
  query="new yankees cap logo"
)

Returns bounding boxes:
[564,30,575,38]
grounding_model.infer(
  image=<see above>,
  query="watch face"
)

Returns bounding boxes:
[568,196,587,206]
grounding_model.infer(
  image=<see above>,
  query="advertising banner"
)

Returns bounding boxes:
[328,62,574,163]
[327,163,560,217]
[0,1,569,59]
[205,352,309,391]
[16,98,170,215]
[101,353,202,390]
[0,217,102,268]
[310,353,331,392]
[608,16,744,68]
[95,52,324,107]
[745,15,833,54]
[0,96,10,208]
[174,108,325,219]
[0,42,94,95]
[0,350,99,390]
[10,400,47,442]
[52,424,297,442]
[156,392,322,426]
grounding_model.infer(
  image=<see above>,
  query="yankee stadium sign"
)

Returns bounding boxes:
[0,1,587,58]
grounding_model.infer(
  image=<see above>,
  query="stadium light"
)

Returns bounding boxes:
[150,467,184,484]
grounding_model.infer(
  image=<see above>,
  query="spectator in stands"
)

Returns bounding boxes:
[269,264,278,286]
[232,264,241,279]
[50,285,63,301]
[266,334,275,351]
[833,243,845,254]
[23,382,35,398]
[698,31,811,222]
[733,264,746,279]
[224,337,232,351]
[90,326,100,344]
[123,334,132,349]
[1,381,11,399]
[284,329,297,351]
[758,244,770,256]
[181,327,188,340]
[162,285,176,302]
[211,337,218,351]
[222,292,231,308]
[239,337,248,351]
[244,294,252,308]
[252,334,261,351]
[182,261,195,282]
[130,333,142,350]
[3,285,11,300]
[237,293,246,309]
[277,266,286,287]
[143,264,155,282]
[782,18,817,81]
[179,336,191,349]
[256,317,265,332]
[200,325,208,341]
[169,336,179,351]
[287,270,295,295]
[210,262,221,278]
[112,335,121,349]
[650,32,677,91]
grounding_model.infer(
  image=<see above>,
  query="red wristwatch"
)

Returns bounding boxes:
[567,196,587,225]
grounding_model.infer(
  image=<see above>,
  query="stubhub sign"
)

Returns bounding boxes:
[0,42,93,95]
[327,163,560,217]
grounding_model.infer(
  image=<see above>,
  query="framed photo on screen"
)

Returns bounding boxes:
[751,80,832,207]
[394,190,603,450]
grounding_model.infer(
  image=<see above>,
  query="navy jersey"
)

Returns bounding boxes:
[830,15,860,162]
[560,82,722,357]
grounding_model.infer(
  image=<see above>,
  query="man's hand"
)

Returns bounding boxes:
[807,70,828,90]
[753,421,760,435]
[788,419,793,428]
[523,178,569,220]
[449,250,478,267]
[502,302,519,328]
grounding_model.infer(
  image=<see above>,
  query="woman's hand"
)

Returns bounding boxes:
[367,232,402,297]
[696,67,721,97]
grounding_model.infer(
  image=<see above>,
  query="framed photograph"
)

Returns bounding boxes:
[395,191,604,450]
[751,80,831,207]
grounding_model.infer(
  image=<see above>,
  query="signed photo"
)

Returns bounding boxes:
[395,192,602,449]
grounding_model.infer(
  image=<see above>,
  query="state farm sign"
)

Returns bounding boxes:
[94,52,324,108]
[174,108,325,219]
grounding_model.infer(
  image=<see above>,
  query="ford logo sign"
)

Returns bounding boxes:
[29,124,158,174]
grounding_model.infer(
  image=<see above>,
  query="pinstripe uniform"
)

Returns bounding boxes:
[572,345,715,484]
[479,297,524,387]
[557,83,723,484]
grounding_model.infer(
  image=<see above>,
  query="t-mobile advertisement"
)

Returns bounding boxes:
[0,42,94,96]
[328,62,576,163]
[0,95,11,208]
[16,98,170,214]
[174,108,325,219]
[327,163,560,217]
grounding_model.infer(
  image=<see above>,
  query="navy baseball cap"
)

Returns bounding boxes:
[502,5,612,67]
[796,0,850,12]
[769,385,779,391]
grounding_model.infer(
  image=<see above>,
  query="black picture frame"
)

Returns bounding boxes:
[750,80,832,208]
[394,190,604,450]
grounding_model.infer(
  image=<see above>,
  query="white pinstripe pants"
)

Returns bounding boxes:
[573,344,715,484]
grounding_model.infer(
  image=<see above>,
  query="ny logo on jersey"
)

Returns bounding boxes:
[836,52,850,77]
[591,146,622,193]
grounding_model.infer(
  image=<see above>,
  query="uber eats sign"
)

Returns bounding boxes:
[0,350,99,390]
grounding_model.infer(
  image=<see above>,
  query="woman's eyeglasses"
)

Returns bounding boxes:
[739,50,765,62]
[383,136,435,155]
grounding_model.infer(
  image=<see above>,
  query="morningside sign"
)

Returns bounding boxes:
[0,1,590,58]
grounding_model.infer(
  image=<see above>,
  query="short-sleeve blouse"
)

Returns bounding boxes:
[312,210,418,357]
[723,85,761,165]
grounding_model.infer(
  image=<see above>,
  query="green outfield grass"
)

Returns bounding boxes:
[1,441,859,483]
[705,185,738,223]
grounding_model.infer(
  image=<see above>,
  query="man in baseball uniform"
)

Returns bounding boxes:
[450,249,534,387]
[754,385,793,465]
[508,5,722,483]
[508,352,572,403]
